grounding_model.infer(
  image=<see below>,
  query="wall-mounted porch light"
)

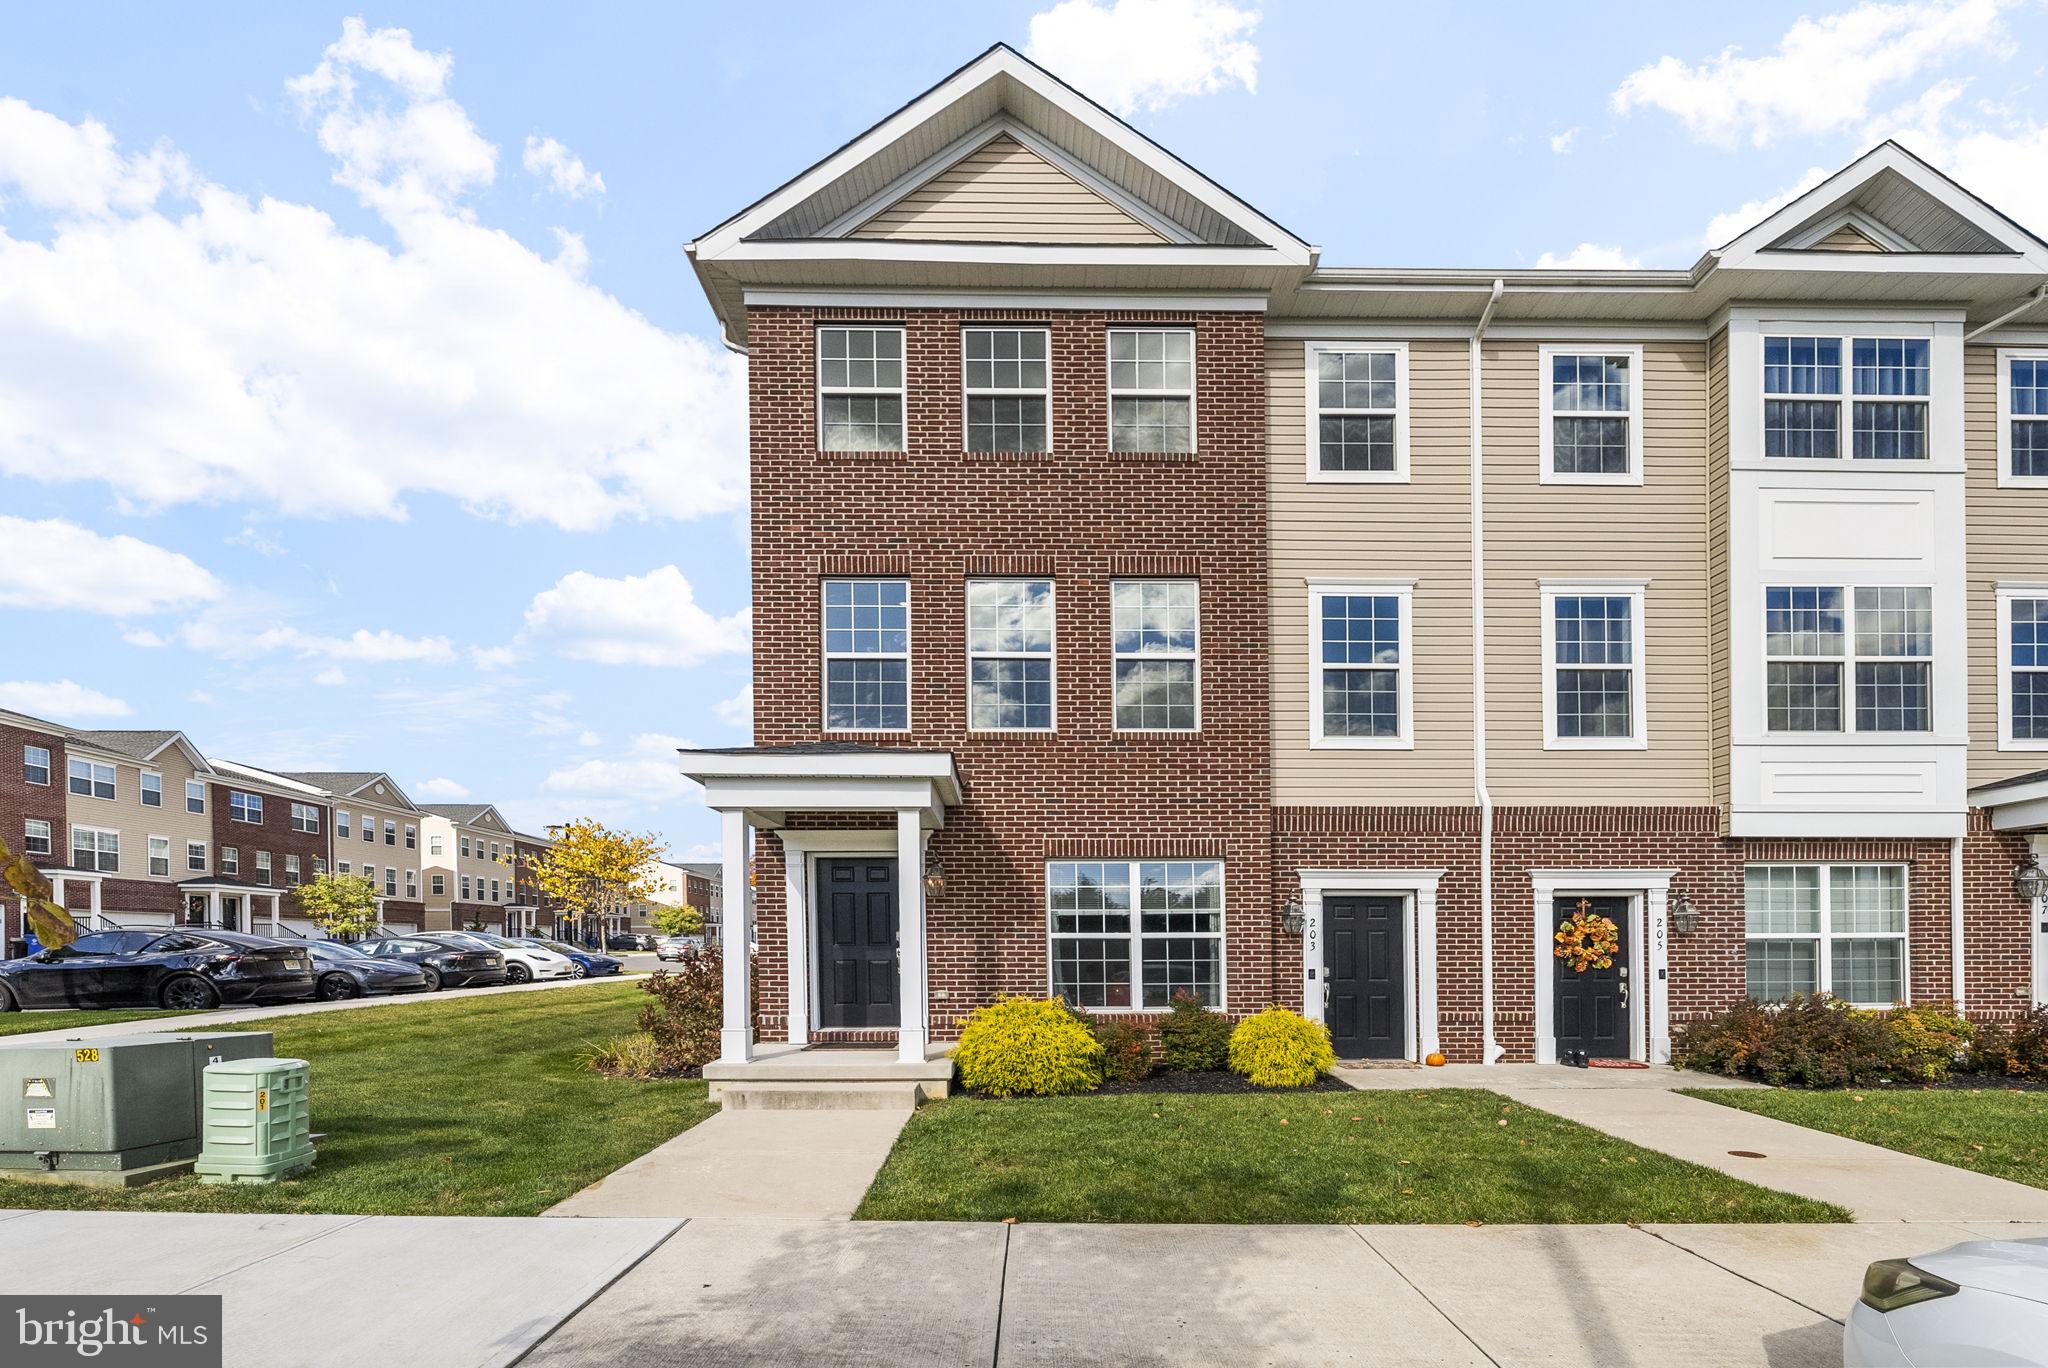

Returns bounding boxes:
[922,857,948,897]
[1281,896,1306,936]
[2014,857,2048,904]
[1668,888,1701,936]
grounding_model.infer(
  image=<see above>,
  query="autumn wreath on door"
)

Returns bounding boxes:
[1553,898,1620,973]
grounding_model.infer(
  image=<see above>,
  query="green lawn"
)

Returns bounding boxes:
[0,1008,188,1037]
[1684,1086,2048,1191]
[856,1089,1846,1224]
[0,982,715,1216]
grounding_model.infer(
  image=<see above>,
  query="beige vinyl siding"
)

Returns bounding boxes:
[1966,344,2048,785]
[1482,340,1713,802]
[851,134,1167,244]
[1270,337,1475,803]
[1811,224,1888,252]
[1706,330,1731,813]
[64,746,211,882]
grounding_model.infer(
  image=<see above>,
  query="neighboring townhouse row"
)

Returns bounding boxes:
[681,44,2048,1070]
[0,709,573,945]
[630,860,726,939]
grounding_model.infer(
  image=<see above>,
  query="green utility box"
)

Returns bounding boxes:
[196,1057,314,1184]
[0,1031,275,1187]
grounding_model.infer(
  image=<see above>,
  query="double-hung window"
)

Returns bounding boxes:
[823,578,910,731]
[1308,342,1405,479]
[384,819,397,846]
[186,840,207,873]
[962,327,1050,452]
[220,847,238,877]
[140,773,162,808]
[1999,350,2048,483]
[1110,580,1199,731]
[461,875,472,900]
[291,802,320,834]
[362,818,374,844]
[430,835,443,856]
[1764,586,1932,733]
[1541,346,1642,481]
[1541,582,1646,747]
[1108,329,1194,453]
[1764,335,1930,459]
[336,809,351,839]
[149,836,171,877]
[1998,585,2048,747]
[23,818,51,857]
[405,824,417,850]
[1048,859,1224,1010]
[23,745,49,786]
[1745,864,1907,1006]
[254,851,271,885]
[432,873,446,897]
[406,869,418,898]
[229,791,262,824]
[69,759,115,800]
[385,867,398,897]
[966,579,1054,730]
[71,826,118,873]
[312,857,325,878]
[1851,339,1930,459]
[1309,581,1412,747]
[285,854,301,886]
[185,780,205,814]
[817,325,905,452]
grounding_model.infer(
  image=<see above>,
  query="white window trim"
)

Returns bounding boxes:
[229,791,262,825]
[148,834,171,878]
[815,323,906,454]
[69,759,116,802]
[1758,329,1935,463]
[1304,340,1410,484]
[1106,327,1197,454]
[23,745,51,787]
[1538,343,1645,486]
[285,853,301,886]
[186,839,207,873]
[71,824,119,874]
[220,847,239,877]
[1997,347,2048,489]
[1307,577,1415,750]
[254,850,271,885]
[1044,858,1228,1014]
[820,575,912,734]
[960,325,1053,455]
[965,577,1056,733]
[1109,578,1202,733]
[140,771,162,808]
[185,780,205,814]
[1295,868,1444,1062]
[1761,584,1935,737]
[23,817,53,857]
[1998,582,2048,751]
[337,809,351,839]
[1743,861,1911,1008]
[1540,578,1649,750]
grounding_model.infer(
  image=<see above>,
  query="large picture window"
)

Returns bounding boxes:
[1110,579,1198,730]
[1541,582,1645,747]
[1308,342,1405,479]
[1108,329,1194,453]
[962,327,1050,453]
[1764,333,1930,460]
[823,578,910,731]
[1764,585,1931,733]
[1048,859,1223,1010]
[966,579,1054,730]
[817,326,905,452]
[1309,581,1412,747]
[1745,864,1906,1007]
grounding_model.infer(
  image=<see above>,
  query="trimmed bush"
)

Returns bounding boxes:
[1968,1006,2048,1077]
[1674,995,1898,1088]
[1883,1002,1973,1081]
[955,996,1104,1097]
[1093,1020,1152,1084]
[1227,1007,1336,1088]
[1157,992,1232,1072]
[638,949,723,1075]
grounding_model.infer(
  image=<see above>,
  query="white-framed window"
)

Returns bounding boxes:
[1763,334,1930,460]
[1306,341,1407,481]
[383,819,396,846]
[461,875,472,900]
[1308,580,1414,748]
[966,579,1054,731]
[148,835,170,877]
[336,809,351,839]
[1539,345,1643,483]
[361,817,374,843]
[962,326,1050,453]
[1763,585,1932,734]
[285,853,301,886]
[405,869,418,898]
[490,842,500,862]
[816,325,905,452]
[822,577,910,731]
[430,835,444,856]
[22,745,50,786]
[186,840,207,873]
[229,790,262,824]
[220,846,238,877]
[1107,328,1194,453]
[185,780,205,814]
[254,851,271,885]
[1998,584,2048,750]
[291,802,320,834]
[490,879,500,902]
[384,867,397,897]
[1998,348,2048,487]
[71,825,118,873]
[69,759,115,800]
[337,860,350,876]
[432,873,446,897]
[312,857,325,878]
[140,772,162,808]
[459,835,470,858]
[1540,580,1647,748]
[1745,863,1908,1007]
[404,824,416,850]
[1048,859,1224,1010]
[23,818,51,857]
[1110,579,1199,731]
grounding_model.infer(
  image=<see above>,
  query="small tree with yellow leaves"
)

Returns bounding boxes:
[650,903,704,939]
[0,835,80,950]
[530,819,663,945]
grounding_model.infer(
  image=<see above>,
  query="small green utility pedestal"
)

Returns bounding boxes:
[195,1057,314,1184]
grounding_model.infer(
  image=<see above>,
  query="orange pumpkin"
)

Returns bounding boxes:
[1425,1051,1447,1067]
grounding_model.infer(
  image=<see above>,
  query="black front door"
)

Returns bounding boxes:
[816,857,898,1029]
[1553,895,1630,1059]
[1324,895,1405,1059]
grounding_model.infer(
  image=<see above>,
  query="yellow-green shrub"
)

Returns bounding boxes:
[954,996,1104,1097]
[1884,1002,1973,1081]
[1227,1007,1335,1088]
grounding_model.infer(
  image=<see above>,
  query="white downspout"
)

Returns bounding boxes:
[1473,279,1504,1064]
[1964,284,2048,344]
[1950,835,1966,1010]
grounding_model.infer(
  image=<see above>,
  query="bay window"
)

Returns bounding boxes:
[1764,334,1930,460]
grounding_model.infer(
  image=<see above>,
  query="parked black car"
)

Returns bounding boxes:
[304,940,431,999]
[0,928,318,1011]
[604,933,648,952]
[354,935,506,991]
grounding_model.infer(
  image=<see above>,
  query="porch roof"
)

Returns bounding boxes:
[678,744,961,829]
[1972,769,2048,830]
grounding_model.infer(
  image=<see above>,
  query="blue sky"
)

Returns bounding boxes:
[4,0,2047,855]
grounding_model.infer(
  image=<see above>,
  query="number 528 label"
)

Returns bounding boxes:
[73,1048,100,1064]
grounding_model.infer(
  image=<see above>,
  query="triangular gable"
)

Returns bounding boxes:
[1810,223,1886,253]
[850,132,1167,244]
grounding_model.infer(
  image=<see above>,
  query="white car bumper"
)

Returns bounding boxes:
[1844,1304,1912,1368]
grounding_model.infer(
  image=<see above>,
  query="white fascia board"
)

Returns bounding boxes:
[1728,809,1969,838]
[208,759,330,798]
[712,240,1297,268]
[1743,251,2036,276]
[680,748,962,803]
[1974,775,2048,809]
[743,288,1268,312]
[1988,794,2048,831]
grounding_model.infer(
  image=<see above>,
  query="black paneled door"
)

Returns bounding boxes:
[816,857,898,1029]
[1553,895,1630,1059]
[1324,895,1405,1059]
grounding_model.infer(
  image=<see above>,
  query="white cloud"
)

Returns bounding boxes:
[312,665,348,686]
[541,732,695,805]
[174,609,456,665]
[1549,127,1581,155]
[522,135,605,199]
[470,645,517,672]
[123,629,169,648]
[1702,165,1832,247]
[227,522,286,557]
[1535,243,1642,269]
[714,684,753,728]
[1611,0,2012,148]
[0,21,748,534]
[0,516,221,614]
[521,566,750,668]
[1026,0,1260,115]
[0,679,132,720]
[1861,80,2048,237]
[414,776,471,800]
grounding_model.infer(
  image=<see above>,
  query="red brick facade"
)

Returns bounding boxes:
[209,782,329,914]
[0,721,65,944]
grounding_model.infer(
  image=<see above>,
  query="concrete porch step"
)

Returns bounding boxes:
[716,1080,925,1111]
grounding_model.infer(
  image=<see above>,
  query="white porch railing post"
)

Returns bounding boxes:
[89,879,102,931]
[896,809,928,1064]
[719,808,754,1063]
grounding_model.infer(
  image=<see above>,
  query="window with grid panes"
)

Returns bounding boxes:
[823,578,909,730]
[962,327,1049,452]
[1110,580,1198,730]
[966,579,1054,730]
[817,326,905,452]
[1745,864,1906,1006]
[1048,859,1223,1010]
[1107,329,1193,453]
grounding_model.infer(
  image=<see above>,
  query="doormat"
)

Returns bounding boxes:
[1586,1059,1649,1069]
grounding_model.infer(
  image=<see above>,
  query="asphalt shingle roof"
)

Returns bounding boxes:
[69,730,183,761]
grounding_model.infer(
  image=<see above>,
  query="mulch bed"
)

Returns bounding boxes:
[1093,1070,1355,1096]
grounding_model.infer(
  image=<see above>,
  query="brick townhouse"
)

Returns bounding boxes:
[684,44,2048,1069]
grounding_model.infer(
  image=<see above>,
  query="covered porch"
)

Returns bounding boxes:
[1971,771,2048,1007]
[177,878,291,935]
[680,745,962,1069]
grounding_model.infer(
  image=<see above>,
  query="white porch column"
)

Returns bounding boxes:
[46,877,65,934]
[89,879,102,931]
[783,841,808,1044]
[208,889,221,928]
[718,808,753,1064]
[1647,886,1671,1065]
[896,809,928,1063]
[270,893,282,937]
[1416,883,1441,1060]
